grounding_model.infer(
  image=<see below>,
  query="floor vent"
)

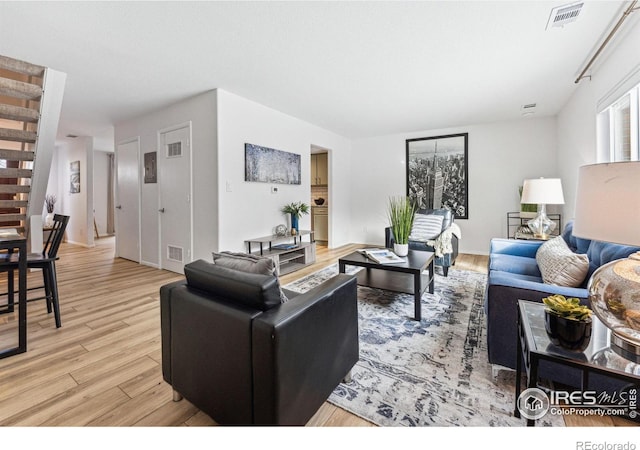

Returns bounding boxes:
[546,2,584,30]
[167,245,183,262]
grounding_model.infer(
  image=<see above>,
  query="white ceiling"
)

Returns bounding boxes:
[0,1,634,148]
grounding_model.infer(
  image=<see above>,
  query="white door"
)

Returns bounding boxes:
[159,125,192,273]
[115,139,140,262]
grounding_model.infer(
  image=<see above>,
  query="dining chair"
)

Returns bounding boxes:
[0,214,70,328]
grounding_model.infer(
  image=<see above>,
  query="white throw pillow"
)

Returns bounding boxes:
[536,236,589,287]
[409,214,444,242]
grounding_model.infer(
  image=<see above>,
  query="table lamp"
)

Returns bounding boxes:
[520,178,565,239]
[573,161,640,360]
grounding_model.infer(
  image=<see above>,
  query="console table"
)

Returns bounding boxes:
[244,230,316,275]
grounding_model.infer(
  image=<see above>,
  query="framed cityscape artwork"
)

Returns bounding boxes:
[406,133,468,219]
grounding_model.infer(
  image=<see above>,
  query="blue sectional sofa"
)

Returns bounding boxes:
[485,221,640,373]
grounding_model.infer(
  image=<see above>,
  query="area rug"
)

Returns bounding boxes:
[285,264,563,427]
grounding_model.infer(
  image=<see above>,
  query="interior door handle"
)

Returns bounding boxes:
[159,208,165,213]
[116,205,122,209]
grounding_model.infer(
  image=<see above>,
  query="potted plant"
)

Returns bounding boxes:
[519,186,537,218]
[387,196,416,257]
[281,201,309,235]
[44,194,57,227]
[543,294,592,351]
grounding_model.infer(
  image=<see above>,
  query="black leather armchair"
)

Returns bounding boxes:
[160,259,359,425]
[385,208,459,276]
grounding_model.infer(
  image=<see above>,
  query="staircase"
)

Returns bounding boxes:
[0,55,66,242]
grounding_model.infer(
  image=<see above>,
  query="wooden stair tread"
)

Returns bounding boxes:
[0,104,39,123]
[0,167,32,178]
[0,213,26,222]
[0,55,45,77]
[0,200,28,208]
[0,127,37,143]
[0,184,30,194]
[0,149,35,161]
[0,77,43,101]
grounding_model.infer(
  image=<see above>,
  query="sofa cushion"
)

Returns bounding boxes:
[409,214,444,242]
[184,259,284,311]
[489,253,541,277]
[536,236,589,287]
[562,221,590,254]
[212,252,288,303]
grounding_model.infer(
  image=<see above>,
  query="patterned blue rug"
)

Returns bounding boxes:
[285,264,562,427]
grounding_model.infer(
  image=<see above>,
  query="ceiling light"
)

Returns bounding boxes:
[546,2,584,30]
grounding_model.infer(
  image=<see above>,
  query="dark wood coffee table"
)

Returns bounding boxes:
[338,249,435,321]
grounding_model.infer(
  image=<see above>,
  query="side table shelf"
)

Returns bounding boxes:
[507,211,561,240]
[244,230,316,275]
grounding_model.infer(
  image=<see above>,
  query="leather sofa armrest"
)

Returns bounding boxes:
[252,274,359,425]
[160,281,262,425]
[160,279,189,385]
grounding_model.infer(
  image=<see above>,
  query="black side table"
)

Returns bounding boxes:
[514,300,640,426]
[0,235,27,359]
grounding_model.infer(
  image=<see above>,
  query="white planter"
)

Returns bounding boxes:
[45,212,54,227]
[393,243,409,257]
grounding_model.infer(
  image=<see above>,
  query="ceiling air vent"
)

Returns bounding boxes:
[546,2,584,30]
[521,103,537,116]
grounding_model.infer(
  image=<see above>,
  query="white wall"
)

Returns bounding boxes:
[56,136,94,247]
[44,148,59,216]
[114,90,218,265]
[216,89,352,252]
[350,117,558,254]
[557,18,640,221]
[93,150,110,236]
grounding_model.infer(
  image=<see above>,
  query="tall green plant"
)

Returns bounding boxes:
[387,196,416,245]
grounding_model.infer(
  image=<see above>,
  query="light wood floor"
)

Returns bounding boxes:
[0,239,633,427]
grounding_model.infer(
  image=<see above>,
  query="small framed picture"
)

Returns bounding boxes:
[70,160,80,194]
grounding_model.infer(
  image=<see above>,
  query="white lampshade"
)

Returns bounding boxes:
[573,162,640,246]
[574,161,640,359]
[520,178,565,205]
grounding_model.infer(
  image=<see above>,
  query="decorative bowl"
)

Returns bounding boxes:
[544,309,592,352]
[314,198,325,205]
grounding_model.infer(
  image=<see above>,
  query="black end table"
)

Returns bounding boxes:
[515,300,640,426]
[338,249,435,321]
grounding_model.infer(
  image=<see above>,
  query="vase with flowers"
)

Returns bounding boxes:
[44,194,57,227]
[281,201,310,235]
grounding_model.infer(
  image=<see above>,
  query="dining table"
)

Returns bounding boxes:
[0,233,27,359]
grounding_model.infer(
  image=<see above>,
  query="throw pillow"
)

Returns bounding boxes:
[536,236,589,287]
[212,251,275,275]
[409,214,444,242]
[212,251,288,303]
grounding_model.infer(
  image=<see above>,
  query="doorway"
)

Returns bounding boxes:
[310,145,329,249]
[115,138,140,262]
[158,124,192,274]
